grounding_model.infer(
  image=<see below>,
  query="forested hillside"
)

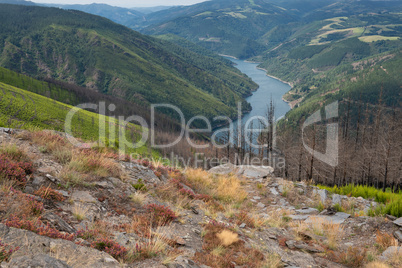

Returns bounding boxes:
[0,4,257,123]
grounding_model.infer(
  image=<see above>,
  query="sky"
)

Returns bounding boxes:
[31,0,208,8]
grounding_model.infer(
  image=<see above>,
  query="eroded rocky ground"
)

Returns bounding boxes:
[0,128,401,268]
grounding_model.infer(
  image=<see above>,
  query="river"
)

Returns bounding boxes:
[228,58,291,124]
[213,58,291,149]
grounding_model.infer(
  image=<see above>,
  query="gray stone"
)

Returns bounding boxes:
[42,212,76,234]
[2,254,71,268]
[393,217,402,227]
[45,174,61,184]
[380,246,402,262]
[394,230,402,243]
[278,184,284,193]
[289,215,310,221]
[253,196,261,200]
[55,190,70,198]
[167,256,201,268]
[317,189,329,203]
[332,194,343,205]
[32,176,46,186]
[306,212,350,224]
[295,208,319,214]
[94,181,114,189]
[270,188,279,196]
[208,163,273,179]
[239,223,246,228]
[257,202,265,208]
[71,191,97,203]
[0,224,119,267]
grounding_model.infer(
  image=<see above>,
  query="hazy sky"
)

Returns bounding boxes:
[31,0,208,8]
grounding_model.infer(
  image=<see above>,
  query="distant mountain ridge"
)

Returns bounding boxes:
[0,4,257,124]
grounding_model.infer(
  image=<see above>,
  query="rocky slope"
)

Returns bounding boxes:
[0,128,401,268]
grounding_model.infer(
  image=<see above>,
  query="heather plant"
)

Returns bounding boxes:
[91,238,128,261]
[0,240,19,262]
[34,186,65,202]
[3,188,44,217]
[0,153,33,184]
[4,215,75,241]
[146,204,177,226]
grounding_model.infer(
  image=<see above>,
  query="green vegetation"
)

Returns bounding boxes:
[0,80,151,156]
[0,4,256,123]
[317,184,402,217]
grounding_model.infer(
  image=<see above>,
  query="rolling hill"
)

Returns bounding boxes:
[142,0,298,58]
[0,70,151,156]
[0,4,257,124]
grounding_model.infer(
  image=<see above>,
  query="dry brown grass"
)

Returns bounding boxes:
[130,192,148,206]
[263,253,283,268]
[329,246,366,268]
[289,220,310,241]
[72,203,89,221]
[307,216,344,249]
[31,130,69,153]
[217,230,239,247]
[184,169,247,204]
[266,209,292,228]
[375,230,398,252]
[195,223,264,268]
[68,150,122,178]
[365,262,391,268]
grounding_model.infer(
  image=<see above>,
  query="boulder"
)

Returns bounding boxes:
[1,254,71,268]
[379,246,402,262]
[393,217,402,227]
[208,163,273,179]
[0,224,119,267]
[332,194,344,205]
[306,212,350,225]
[71,191,97,203]
[295,208,319,215]
[42,212,76,234]
[394,230,402,243]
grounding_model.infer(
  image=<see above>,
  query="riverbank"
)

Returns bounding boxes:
[218,54,239,60]
[256,67,294,88]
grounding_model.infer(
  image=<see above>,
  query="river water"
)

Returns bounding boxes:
[213,58,291,150]
[229,58,291,124]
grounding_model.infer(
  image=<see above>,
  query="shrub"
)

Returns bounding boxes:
[6,188,44,217]
[317,184,402,217]
[0,154,33,184]
[375,230,398,252]
[34,186,65,202]
[233,211,256,228]
[146,204,177,226]
[0,240,19,262]
[4,215,75,241]
[132,179,147,191]
[217,230,239,247]
[91,238,128,261]
[328,247,366,268]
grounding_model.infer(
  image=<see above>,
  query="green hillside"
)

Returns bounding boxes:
[0,4,257,123]
[0,80,152,156]
[143,0,297,59]
[254,11,402,119]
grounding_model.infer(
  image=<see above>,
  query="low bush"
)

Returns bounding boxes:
[4,215,75,241]
[34,186,65,202]
[0,240,19,262]
[0,153,33,184]
[91,238,128,261]
[317,184,402,217]
[146,204,177,226]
